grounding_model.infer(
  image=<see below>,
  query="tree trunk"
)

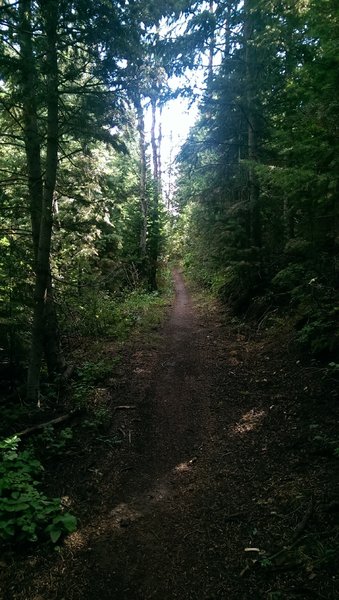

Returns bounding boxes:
[224,2,231,58]
[149,96,161,291]
[18,0,43,258]
[208,1,215,80]
[135,96,148,272]
[44,276,65,375]
[158,105,163,192]
[244,0,261,251]
[27,0,59,402]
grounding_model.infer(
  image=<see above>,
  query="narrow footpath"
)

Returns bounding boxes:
[3,270,338,600]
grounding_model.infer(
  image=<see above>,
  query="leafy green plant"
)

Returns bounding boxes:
[0,436,76,544]
[30,426,73,458]
[96,433,123,447]
[327,361,339,375]
[77,359,115,386]
[271,264,305,293]
[82,406,111,431]
[294,301,338,355]
[72,358,117,407]
[311,430,339,459]
[260,557,273,568]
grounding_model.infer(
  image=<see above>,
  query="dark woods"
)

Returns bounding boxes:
[175,0,338,359]
[0,0,337,414]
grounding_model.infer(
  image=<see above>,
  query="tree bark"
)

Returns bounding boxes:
[208,1,215,80]
[18,0,43,259]
[135,96,148,271]
[26,0,60,401]
[244,0,262,251]
[158,105,163,193]
[149,96,161,291]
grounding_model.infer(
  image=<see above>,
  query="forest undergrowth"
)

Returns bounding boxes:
[0,270,338,600]
[0,269,173,548]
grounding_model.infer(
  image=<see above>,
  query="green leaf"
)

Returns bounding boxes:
[49,528,62,544]
[60,513,77,532]
[3,502,30,512]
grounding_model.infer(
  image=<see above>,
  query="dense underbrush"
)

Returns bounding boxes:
[181,255,338,362]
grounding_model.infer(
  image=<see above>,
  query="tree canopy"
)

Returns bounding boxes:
[174,0,338,356]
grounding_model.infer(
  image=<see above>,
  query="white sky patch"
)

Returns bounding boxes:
[144,92,199,203]
[144,62,205,202]
[142,0,232,200]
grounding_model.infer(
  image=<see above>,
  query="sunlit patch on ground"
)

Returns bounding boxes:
[108,502,142,528]
[232,409,266,434]
[147,481,169,501]
[65,529,87,551]
[175,461,191,473]
[174,456,197,473]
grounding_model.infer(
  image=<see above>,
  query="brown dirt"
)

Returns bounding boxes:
[1,269,338,600]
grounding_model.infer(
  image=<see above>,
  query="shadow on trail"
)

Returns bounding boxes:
[5,269,334,600]
[110,269,214,512]
[59,268,218,598]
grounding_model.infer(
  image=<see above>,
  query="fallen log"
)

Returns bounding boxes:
[13,413,76,439]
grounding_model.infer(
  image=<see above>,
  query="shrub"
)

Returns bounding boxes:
[214,262,261,312]
[296,306,338,355]
[0,436,76,544]
[30,426,74,458]
[272,264,305,292]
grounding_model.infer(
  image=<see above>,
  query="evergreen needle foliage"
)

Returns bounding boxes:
[173,0,338,356]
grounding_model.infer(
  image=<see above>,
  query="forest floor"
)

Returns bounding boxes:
[1,269,339,600]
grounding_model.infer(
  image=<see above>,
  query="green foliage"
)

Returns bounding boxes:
[77,360,115,387]
[71,286,169,399]
[260,557,272,568]
[272,265,306,293]
[327,362,339,375]
[96,433,123,447]
[71,359,115,408]
[0,0,172,399]
[173,0,338,357]
[212,263,261,305]
[63,285,168,346]
[0,436,76,544]
[82,407,112,432]
[296,306,338,355]
[30,427,73,459]
[311,429,339,459]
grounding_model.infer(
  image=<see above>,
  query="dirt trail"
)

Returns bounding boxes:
[2,270,338,600]
[131,267,212,484]
[82,268,219,598]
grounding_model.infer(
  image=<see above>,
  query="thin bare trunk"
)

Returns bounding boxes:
[151,98,159,182]
[149,97,161,291]
[208,1,215,79]
[158,105,163,194]
[224,2,231,58]
[135,97,148,265]
[244,0,261,250]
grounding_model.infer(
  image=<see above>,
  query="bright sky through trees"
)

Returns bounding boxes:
[154,96,198,201]
[143,92,198,202]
